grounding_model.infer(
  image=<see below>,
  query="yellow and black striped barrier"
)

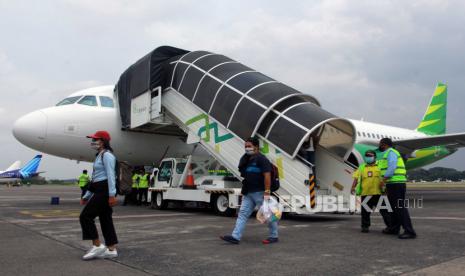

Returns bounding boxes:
[205,190,235,194]
[309,174,316,209]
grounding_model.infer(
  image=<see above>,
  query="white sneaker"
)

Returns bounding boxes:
[82,245,106,260]
[99,248,118,259]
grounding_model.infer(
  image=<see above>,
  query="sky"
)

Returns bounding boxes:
[0,0,464,179]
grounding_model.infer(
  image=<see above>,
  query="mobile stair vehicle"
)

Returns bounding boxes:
[148,155,242,216]
[116,46,357,215]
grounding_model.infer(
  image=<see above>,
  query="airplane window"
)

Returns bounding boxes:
[376,134,380,139]
[78,95,97,106]
[99,96,114,108]
[362,132,366,137]
[56,96,82,106]
[367,133,371,138]
[357,131,361,137]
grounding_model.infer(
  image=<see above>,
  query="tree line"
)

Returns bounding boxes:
[407,167,465,182]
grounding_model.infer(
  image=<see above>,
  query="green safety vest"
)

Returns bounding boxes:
[139,174,149,188]
[378,148,407,183]
[78,174,90,188]
[132,174,140,189]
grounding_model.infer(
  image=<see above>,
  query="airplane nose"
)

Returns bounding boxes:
[13,110,48,150]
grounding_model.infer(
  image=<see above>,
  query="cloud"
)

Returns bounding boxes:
[1,0,464,176]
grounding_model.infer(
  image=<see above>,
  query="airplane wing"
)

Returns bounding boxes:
[394,132,465,155]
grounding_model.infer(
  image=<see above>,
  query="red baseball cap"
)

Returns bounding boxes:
[86,130,111,141]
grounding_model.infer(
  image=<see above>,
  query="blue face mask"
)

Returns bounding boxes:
[365,156,375,164]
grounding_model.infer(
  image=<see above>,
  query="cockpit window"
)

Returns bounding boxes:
[99,96,114,108]
[56,96,82,106]
[78,95,97,106]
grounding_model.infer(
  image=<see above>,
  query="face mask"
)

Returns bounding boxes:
[245,147,255,155]
[91,142,100,151]
[365,156,375,164]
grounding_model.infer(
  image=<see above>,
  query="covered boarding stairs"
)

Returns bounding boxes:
[115,46,357,213]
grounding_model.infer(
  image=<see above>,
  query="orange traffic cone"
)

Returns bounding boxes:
[183,164,196,189]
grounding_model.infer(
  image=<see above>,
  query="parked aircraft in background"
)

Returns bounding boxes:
[0,155,43,183]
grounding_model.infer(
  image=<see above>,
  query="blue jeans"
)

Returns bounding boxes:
[232,191,279,240]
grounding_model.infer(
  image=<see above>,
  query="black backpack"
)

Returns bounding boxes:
[101,151,133,196]
[270,163,280,192]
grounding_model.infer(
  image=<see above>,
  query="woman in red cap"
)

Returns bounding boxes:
[79,130,119,260]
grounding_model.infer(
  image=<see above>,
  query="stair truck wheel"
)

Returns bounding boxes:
[211,193,235,217]
[151,192,168,210]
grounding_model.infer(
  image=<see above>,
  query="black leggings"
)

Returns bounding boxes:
[79,181,118,246]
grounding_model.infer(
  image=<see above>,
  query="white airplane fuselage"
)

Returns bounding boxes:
[13,86,194,165]
[350,120,427,145]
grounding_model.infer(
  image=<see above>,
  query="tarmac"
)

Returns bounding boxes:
[1,184,465,276]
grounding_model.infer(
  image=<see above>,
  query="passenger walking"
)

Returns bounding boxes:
[221,137,279,245]
[351,150,390,233]
[378,138,416,239]
[79,130,119,260]
[138,170,149,206]
[78,170,90,198]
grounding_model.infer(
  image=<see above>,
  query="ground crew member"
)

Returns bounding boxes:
[351,150,390,233]
[138,170,149,206]
[78,170,90,198]
[221,137,278,245]
[378,138,416,239]
[124,171,140,206]
[80,130,118,260]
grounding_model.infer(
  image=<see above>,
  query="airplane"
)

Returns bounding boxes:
[12,82,465,171]
[0,155,43,183]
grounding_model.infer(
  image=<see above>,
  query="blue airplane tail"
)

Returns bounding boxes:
[19,155,42,176]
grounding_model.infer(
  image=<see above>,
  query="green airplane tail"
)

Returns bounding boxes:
[416,83,447,135]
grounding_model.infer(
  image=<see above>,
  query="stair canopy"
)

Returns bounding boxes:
[116,46,355,159]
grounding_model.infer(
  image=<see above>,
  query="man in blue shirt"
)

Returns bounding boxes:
[220,137,279,245]
[378,138,416,239]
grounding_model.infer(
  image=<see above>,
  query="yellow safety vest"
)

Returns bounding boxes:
[78,174,90,188]
[354,163,383,196]
[132,174,140,189]
[378,148,407,183]
[139,174,149,188]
